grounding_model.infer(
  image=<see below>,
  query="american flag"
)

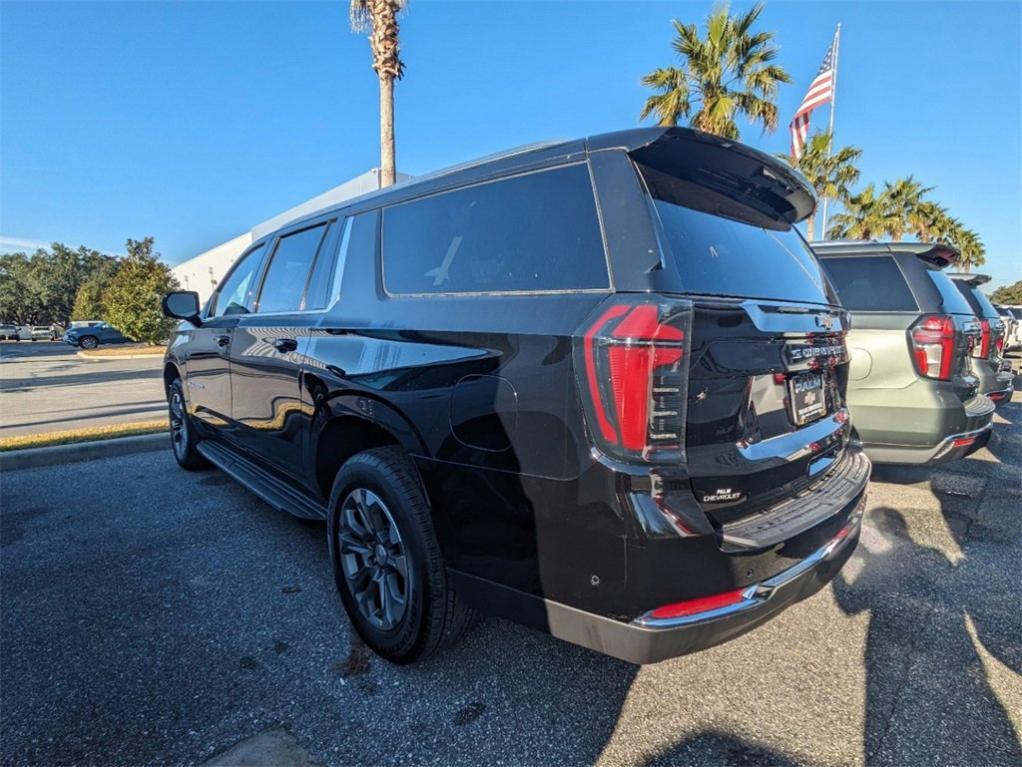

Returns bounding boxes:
[789,38,837,159]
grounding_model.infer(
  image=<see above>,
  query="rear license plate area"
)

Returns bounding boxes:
[789,372,827,426]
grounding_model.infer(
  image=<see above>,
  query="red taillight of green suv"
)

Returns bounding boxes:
[973,318,991,359]
[575,296,693,463]
[910,314,956,381]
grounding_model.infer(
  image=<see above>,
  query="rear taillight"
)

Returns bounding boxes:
[995,336,1004,355]
[575,295,692,463]
[910,314,955,381]
[974,319,991,359]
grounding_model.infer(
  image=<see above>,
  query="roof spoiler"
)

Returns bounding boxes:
[810,240,960,268]
[947,272,991,286]
[895,242,959,268]
[625,129,816,227]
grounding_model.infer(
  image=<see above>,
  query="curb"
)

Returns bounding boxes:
[77,351,166,361]
[0,432,168,471]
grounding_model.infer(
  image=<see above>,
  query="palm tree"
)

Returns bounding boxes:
[907,200,950,243]
[827,184,895,240]
[945,223,986,273]
[640,3,791,139]
[350,0,407,187]
[881,176,933,241]
[778,131,861,241]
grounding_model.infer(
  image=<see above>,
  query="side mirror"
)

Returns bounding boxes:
[162,291,202,325]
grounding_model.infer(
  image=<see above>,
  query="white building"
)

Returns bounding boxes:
[171,168,411,302]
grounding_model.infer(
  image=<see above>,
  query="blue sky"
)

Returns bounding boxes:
[2,1,1019,288]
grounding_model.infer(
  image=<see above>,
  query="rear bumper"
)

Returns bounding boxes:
[864,422,993,465]
[862,394,995,465]
[544,494,864,664]
[975,364,1014,407]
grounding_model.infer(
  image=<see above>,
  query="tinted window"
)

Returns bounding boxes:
[212,244,267,317]
[383,164,608,294]
[819,256,917,311]
[651,198,834,304]
[1011,308,1022,320]
[303,220,344,310]
[257,224,328,313]
[967,285,1001,319]
[927,269,974,315]
[950,281,999,318]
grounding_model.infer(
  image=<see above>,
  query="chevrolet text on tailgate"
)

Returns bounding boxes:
[162,127,870,665]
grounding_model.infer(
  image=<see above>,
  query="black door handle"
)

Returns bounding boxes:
[215,334,231,347]
[273,338,298,353]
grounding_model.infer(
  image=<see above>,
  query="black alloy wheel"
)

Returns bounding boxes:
[337,488,409,631]
[167,378,208,470]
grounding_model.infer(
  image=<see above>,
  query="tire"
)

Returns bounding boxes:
[79,335,98,350]
[167,378,208,470]
[328,447,475,664]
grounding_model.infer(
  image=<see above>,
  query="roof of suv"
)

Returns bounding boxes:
[811,240,959,268]
[277,127,816,235]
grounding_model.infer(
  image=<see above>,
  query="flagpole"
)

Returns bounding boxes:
[820,23,841,240]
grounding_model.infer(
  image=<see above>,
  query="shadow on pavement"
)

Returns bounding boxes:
[645,732,801,767]
[833,391,1021,765]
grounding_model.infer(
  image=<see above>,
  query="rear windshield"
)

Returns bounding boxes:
[927,269,975,315]
[646,189,835,305]
[1012,308,1022,320]
[952,281,1000,319]
[970,287,1001,319]
[817,255,917,311]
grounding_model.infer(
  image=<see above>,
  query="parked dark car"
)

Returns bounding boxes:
[62,322,129,349]
[948,273,1014,406]
[813,241,995,464]
[162,127,869,665]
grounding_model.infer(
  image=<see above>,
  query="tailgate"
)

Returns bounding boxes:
[684,298,853,528]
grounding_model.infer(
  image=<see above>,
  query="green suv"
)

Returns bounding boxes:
[814,241,995,465]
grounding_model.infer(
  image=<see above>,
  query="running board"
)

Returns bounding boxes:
[196,441,327,520]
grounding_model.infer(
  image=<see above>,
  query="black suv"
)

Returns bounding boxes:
[948,273,1014,405]
[162,128,869,665]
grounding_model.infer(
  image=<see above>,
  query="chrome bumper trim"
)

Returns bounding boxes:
[632,498,864,630]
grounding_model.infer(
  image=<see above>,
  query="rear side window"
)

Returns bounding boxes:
[647,187,834,305]
[211,244,267,317]
[257,224,328,313]
[927,269,974,315]
[382,164,608,295]
[819,256,917,311]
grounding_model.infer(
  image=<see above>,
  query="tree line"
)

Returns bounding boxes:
[638,2,986,270]
[0,237,179,343]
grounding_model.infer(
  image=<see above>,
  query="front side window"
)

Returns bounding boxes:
[383,164,608,295]
[819,256,917,311]
[256,224,328,313]
[211,244,267,317]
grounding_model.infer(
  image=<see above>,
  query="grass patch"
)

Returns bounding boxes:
[79,344,166,358]
[0,419,168,452]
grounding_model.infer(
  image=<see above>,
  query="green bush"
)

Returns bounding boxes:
[102,238,179,344]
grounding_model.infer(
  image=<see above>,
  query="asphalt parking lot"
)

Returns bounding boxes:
[0,342,165,437]
[1,387,1019,765]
